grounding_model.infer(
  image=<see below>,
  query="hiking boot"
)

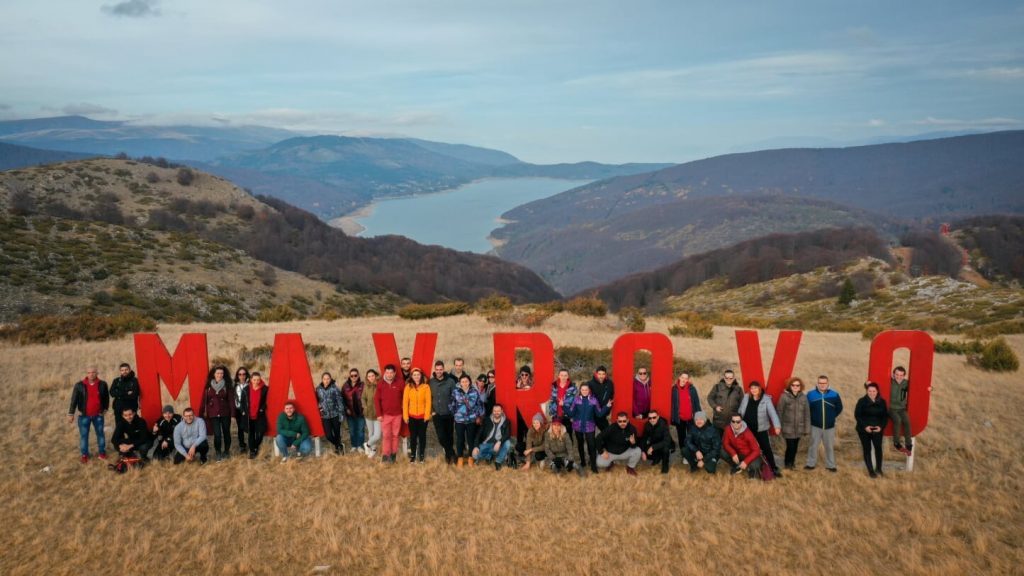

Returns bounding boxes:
[495,462,502,471]
[468,458,475,468]
[79,454,89,464]
[457,457,464,468]
[97,452,108,461]
[626,467,638,476]
[869,470,878,478]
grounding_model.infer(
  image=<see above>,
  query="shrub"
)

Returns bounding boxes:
[617,306,646,332]
[564,296,607,317]
[934,339,984,355]
[397,302,469,320]
[256,305,298,323]
[145,171,160,184]
[0,313,156,344]
[176,168,195,186]
[969,338,1019,372]
[668,321,714,339]
[257,264,278,287]
[553,346,705,383]
[860,323,886,341]
[475,294,514,314]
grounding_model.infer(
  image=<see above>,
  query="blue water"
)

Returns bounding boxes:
[355,178,592,253]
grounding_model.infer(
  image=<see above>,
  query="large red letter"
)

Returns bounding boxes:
[265,333,325,437]
[735,330,803,403]
[134,333,209,421]
[370,333,439,377]
[868,330,933,436]
[494,333,554,437]
[611,333,674,430]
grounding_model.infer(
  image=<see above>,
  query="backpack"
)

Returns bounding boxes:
[109,455,145,474]
[758,456,775,482]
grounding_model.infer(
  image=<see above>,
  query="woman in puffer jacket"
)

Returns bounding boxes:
[737,380,782,476]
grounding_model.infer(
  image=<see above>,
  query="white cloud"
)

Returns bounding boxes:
[868,119,886,127]
[913,116,1023,129]
[40,102,119,117]
[965,66,1024,81]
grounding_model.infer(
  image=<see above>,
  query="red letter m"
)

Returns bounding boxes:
[134,333,210,421]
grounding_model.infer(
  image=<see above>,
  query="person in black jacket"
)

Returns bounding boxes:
[151,405,182,461]
[683,411,722,474]
[587,366,615,432]
[640,411,672,474]
[239,372,270,459]
[109,363,140,430]
[855,382,890,478]
[111,408,153,461]
[595,411,642,474]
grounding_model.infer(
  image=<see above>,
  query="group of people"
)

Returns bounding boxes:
[68,359,917,478]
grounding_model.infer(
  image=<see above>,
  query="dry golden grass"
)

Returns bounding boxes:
[2,314,1022,575]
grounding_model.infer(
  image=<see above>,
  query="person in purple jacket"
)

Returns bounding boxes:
[568,383,604,476]
[632,367,653,420]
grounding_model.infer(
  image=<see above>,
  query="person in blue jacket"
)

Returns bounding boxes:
[806,375,843,472]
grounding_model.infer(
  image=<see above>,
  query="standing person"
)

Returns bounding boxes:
[199,365,235,461]
[889,366,914,456]
[403,368,431,463]
[342,368,365,455]
[587,366,615,432]
[682,412,722,474]
[400,357,412,383]
[151,405,181,461]
[547,369,578,433]
[632,367,653,421]
[429,361,457,464]
[737,381,782,476]
[450,374,484,467]
[473,405,512,470]
[375,365,405,464]
[568,383,602,476]
[67,366,109,463]
[856,382,889,478]
[595,411,642,475]
[806,375,843,472]
[240,371,269,459]
[362,369,381,457]
[670,371,702,460]
[777,377,811,471]
[543,419,574,473]
[275,401,313,462]
[640,411,672,474]
[233,367,250,454]
[449,357,469,384]
[173,407,209,465]
[707,369,743,438]
[481,371,497,415]
[521,413,548,471]
[111,407,153,462]
[723,413,763,478]
[515,365,535,456]
[316,372,345,455]
[109,363,139,430]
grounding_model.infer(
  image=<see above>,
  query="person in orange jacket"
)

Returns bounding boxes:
[403,367,432,463]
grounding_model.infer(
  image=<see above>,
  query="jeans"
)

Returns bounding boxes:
[366,419,382,450]
[77,415,106,456]
[408,417,427,461]
[209,415,232,454]
[348,416,366,451]
[455,421,479,458]
[432,414,455,462]
[673,421,692,459]
[807,426,837,469]
[475,439,511,464]
[596,447,642,469]
[857,428,884,473]
[381,414,402,456]
[323,416,343,452]
[275,434,313,457]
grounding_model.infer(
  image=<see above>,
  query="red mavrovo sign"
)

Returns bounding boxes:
[133,330,933,438]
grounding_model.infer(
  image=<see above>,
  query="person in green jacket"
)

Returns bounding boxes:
[889,366,913,455]
[275,401,312,462]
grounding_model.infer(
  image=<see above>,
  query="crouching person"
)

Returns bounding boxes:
[275,401,313,463]
[723,413,762,478]
[543,418,574,473]
[111,407,153,462]
[682,411,721,473]
[595,411,642,475]
[152,405,181,461]
[173,408,209,465]
[521,413,548,471]
[473,405,512,470]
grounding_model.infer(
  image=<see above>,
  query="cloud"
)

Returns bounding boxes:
[59,103,119,116]
[912,116,1023,129]
[101,0,160,18]
[867,119,886,127]
[965,66,1024,81]
[126,107,446,134]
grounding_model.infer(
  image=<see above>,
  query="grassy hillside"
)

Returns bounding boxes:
[1,316,1021,574]
[0,141,97,171]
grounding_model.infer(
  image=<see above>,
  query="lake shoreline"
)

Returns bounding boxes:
[328,204,375,236]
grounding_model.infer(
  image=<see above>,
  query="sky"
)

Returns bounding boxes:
[1,0,1023,163]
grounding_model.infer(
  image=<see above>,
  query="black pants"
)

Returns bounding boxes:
[784,438,801,468]
[173,440,209,464]
[551,456,573,472]
[208,415,232,454]
[857,429,884,473]
[248,416,267,457]
[433,414,455,463]
[323,416,343,452]
[235,413,249,451]
[153,440,176,461]
[455,422,479,458]
[516,412,529,455]
[575,431,597,472]
[674,421,692,460]
[119,441,153,461]
[682,447,718,473]
[647,447,671,473]
[595,416,609,433]
[408,417,427,461]
[752,429,778,472]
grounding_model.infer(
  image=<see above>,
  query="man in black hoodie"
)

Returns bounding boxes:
[151,405,181,461]
[587,366,615,433]
[111,408,153,461]
[595,411,641,474]
[110,363,140,429]
[640,411,672,474]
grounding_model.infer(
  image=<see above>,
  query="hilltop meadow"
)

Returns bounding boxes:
[1,314,1022,575]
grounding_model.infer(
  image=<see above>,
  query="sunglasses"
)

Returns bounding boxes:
[648,416,658,421]
[616,419,628,424]
[638,371,648,375]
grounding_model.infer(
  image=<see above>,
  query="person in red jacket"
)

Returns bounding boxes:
[374,364,406,464]
[723,413,763,478]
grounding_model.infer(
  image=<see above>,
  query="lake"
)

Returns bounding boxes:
[342,178,592,253]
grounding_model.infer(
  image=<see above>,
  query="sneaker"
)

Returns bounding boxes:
[626,467,638,476]
[774,469,783,478]
[281,456,289,463]
[606,463,616,473]
[363,442,371,453]
[826,467,838,473]
[869,470,878,478]
[97,452,108,461]
[79,454,89,464]
[495,462,502,471]
[804,465,815,470]
[904,445,914,456]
